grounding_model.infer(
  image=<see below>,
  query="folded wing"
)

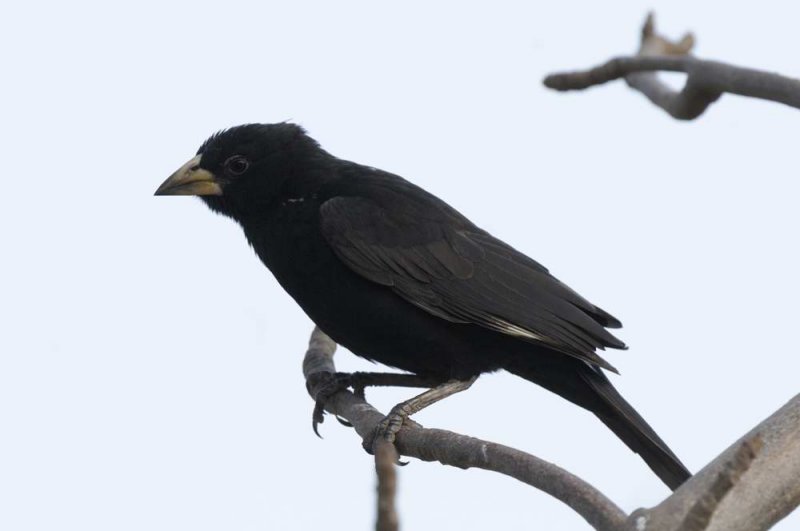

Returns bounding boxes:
[319,180,625,372]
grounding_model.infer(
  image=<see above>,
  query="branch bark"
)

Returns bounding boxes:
[543,13,800,119]
[678,435,762,531]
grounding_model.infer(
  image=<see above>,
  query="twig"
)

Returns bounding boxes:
[375,440,400,531]
[543,13,800,119]
[302,326,628,531]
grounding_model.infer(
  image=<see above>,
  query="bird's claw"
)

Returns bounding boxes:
[335,415,353,427]
[308,372,358,437]
[312,400,326,438]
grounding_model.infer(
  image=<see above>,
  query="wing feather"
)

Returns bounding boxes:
[319,187,625,372]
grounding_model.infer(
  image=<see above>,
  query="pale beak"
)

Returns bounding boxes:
[155,155,222,196]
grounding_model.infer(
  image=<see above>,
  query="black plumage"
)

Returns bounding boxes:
[156,123,691,490]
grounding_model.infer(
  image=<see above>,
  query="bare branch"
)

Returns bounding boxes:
[678,435,763,531]
[543,12,800,119]
[375,440,400,531]
[302,326,628,531]
[629,395,800,531]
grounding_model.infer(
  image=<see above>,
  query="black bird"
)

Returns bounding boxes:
[155,123,691,490]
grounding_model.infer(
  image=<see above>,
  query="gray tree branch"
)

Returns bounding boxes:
[631,395,800,531]
[678,435,762,531]
[543,13,800,119]
[375,439,400,531]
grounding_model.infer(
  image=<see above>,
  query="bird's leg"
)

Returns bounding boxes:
[346,372,444,400]
[363,376,478,453]
[308,372,442,436]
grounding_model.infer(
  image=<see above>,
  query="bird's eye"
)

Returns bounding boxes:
[225,155,250,176]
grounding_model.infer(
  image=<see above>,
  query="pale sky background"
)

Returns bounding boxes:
[2,1,798,530]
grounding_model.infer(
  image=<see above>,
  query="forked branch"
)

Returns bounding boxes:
[543,13,800,119]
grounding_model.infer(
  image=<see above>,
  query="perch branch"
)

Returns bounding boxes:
[302,326,628,531]
[543,13,800,119]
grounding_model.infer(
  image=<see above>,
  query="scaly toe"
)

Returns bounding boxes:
[362,411,407,453]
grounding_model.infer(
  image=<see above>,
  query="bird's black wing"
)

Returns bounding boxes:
[319,177,625,372]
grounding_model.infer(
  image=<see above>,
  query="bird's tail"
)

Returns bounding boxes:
[507,359,691,491]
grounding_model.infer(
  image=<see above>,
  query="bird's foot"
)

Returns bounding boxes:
[308,372,471,438]
[361,377,478,455]
[362,401,421,455]
[307,371,356,437]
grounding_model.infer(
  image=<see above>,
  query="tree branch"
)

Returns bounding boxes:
[375,439,400,531]
[302,326,628,531]
[543,13,800,119]
[630,394,800,531]
[677,435,762,531]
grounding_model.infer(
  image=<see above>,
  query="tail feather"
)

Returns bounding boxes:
[579,367,691,490]
[508,360,691,490]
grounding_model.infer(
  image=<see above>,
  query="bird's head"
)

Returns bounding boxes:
[155,123,322,219]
